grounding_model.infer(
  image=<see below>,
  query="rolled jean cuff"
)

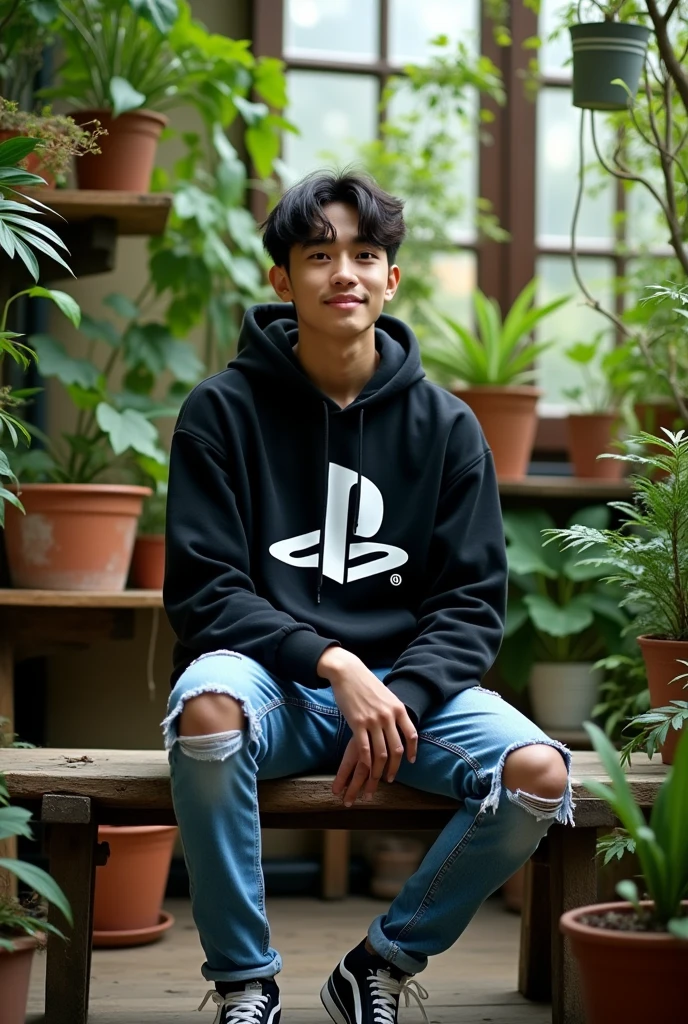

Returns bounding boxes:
[367,915,427,976]
[201,952,282,983]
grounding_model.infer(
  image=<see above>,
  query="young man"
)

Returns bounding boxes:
[161,172,572,1024]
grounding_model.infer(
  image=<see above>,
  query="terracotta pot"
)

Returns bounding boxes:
[0,129,56,187]
[634,402,682,437]
[0,933,44,1024]
[567,412,624,479]
[637,635,688,764]
[560,901,688,1024]
[453,386,541,480]
[3,484,151,590]
[94,825,177,938]
[369,837,425,900]
[529,662,603,731]
[69,109,167,191]
[131,534,165,589]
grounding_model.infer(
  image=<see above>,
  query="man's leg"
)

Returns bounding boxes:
[366,683,571,974]
[160,651,343,987]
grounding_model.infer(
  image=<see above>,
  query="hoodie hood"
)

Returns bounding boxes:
[232,303,425,411]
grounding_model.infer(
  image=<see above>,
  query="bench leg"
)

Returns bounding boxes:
[44,819,99,1024]
[321,829,350,899]
[549,824,597,1024]
[518,838,551,1001]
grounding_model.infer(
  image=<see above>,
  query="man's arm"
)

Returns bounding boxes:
[164,426,339,684]
[383,433,508,723]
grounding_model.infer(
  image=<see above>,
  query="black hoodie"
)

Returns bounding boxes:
[164,303,507,724]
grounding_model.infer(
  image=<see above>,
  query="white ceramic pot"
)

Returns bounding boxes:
[529,662,603,731]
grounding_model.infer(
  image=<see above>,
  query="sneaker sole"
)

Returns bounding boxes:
[320,980,350,1024]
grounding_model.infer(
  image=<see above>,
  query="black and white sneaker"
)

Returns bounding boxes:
[197,979,281,1024]
[321,938,429,1024]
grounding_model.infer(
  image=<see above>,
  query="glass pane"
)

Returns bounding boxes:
[535,255,616,407]
[539,0,573,78]
[386,81,477,238]
[283,71,379,179]
[536,88,616,246]
[626,176,673,250]
[284,0,379,63]
[430,250,477,324]
[388,0,479,64]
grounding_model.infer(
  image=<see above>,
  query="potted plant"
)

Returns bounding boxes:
[498,505,629,730]
[130,485,167,590]
[38,0,183,191]
[0,98,105,188]
[0,719,72,1024]
[419,279,569,479]
[3,288,201,590]
[569,5,651,111]
[563,332,628,478]
[544,428,688,762]
[592,651,650,742]
[559,721,688,1024]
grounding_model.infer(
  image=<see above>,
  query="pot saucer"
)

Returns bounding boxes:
[92,910,175,948]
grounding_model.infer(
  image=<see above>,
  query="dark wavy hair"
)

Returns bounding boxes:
[261,170,406,269]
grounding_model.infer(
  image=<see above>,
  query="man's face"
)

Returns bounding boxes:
[268,202,400,338]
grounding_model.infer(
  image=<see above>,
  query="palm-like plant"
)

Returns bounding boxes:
[419,278,569,387]
[543,429,688,642]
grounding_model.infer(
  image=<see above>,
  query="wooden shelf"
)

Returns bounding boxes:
[15,188,172,236]
[499,476,631,499]
[0,589,162,608]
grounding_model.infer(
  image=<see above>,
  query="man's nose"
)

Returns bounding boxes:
[330,258,358,285]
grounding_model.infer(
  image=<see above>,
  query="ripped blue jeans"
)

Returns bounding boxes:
[161,651,573,983]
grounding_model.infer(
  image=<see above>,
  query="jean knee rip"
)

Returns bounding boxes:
[160,675,262,760]
[480,738,575,827]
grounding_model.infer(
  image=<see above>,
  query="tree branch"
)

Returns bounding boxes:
[646,0,688,115]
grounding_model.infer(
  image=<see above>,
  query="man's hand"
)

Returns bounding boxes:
[317,648,418,807]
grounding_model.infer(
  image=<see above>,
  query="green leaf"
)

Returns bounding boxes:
[30,335,99,390]
[503,509,559,579]
[128,0,178,33]
[95,405,163,461]
[523,593,594,638]
[103,293,139,320]
[668,917,688,940]
[245,118,280,179]
[616,878,641,907]
[110,77,146,118]
[80,315,120,347]
[25,288,81,328]
[0,858,72,926]
[0,805,34,841]
[164,340,204,384]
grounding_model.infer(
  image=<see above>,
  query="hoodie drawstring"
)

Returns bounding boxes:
[316,404,365,604]
[316,401,330,605]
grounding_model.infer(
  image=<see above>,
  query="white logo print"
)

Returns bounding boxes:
[269,462,408,584]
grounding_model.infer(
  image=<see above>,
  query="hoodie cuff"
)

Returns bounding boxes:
[276,629,340,689]
[385,678,434,726]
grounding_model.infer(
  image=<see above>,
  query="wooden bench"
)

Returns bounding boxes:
[0,747,667,1024]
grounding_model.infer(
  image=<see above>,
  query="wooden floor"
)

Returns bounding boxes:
[27,895,552,1023]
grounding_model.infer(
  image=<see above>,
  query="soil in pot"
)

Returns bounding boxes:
[560,900,688,1024]
[637,635,688,764]
[0,933,44,1024]
[70,109,167,191]
[453,386,540,480]
[529,662,603,731]
[3,484,151,591]
[94,825,178,943]
[131,534,165,589]
[567,412,624,479]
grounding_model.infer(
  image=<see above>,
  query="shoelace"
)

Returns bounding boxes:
[197,988,269,1024]
[367,970,430,1024]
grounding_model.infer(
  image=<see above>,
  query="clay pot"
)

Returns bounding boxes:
[529,662,603,731]
[567,412,624,478]
[634,402,683,437]
[0,933,44,1024]
[560,901,688,1024]
[0,130,56,187]
[131,534,165,589]
[453,386,541,480]
[637,636,688,764]
[3,484,151,590]
[369,837,426,899]
[69,109,167,191]
[94,825,177,939]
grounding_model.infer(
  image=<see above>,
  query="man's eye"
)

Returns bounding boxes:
[357,251,377,260]
[309,252,329,260]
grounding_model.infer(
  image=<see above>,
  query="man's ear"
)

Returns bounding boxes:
[269,263,295,303]
[384,264,401,302]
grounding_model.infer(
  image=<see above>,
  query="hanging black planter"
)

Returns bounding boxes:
[570,22,651,111]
